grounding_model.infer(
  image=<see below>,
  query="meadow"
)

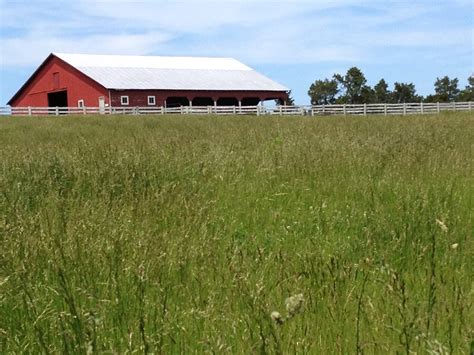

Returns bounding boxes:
[0,112,472,353]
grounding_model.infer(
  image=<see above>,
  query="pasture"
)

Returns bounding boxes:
[0,112,472,353]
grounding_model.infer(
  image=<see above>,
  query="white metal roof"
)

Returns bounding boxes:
[54,53,288,92]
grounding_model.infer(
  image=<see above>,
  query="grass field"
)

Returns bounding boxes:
[0,112,472,353]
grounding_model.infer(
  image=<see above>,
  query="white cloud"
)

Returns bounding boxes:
[0,0,367,67]
[0,32,173,67]
[2,0,471,69]
[76,1,316,33]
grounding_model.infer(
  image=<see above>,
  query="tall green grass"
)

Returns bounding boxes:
[0,113,472,353]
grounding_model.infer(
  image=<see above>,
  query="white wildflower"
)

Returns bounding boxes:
[450,243,458,250]
[270,311,284,325]
[435,219,448,232]
[285,293,304,317]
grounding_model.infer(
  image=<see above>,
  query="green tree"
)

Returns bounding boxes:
[361,86,376,104]
[458,75,474,101]
[434,76,460,102]
[392,82,421,103]
[308,79,339,105]
[374,79,391,103]
[334,67,369,104]
[425,76,460,102]
[277,90,295,105]
[285,90,295,105]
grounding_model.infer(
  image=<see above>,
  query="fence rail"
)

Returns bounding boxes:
[1,102,472,117]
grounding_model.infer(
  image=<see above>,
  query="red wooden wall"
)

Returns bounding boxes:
[109,89,288,107]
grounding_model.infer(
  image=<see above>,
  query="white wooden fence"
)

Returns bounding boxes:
[1,102,472,116]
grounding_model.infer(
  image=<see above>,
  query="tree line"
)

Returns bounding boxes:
[307,67,474,105]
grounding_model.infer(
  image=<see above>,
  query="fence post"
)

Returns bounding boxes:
[363,103,367,116]
[28,106,32,116]
[420,101,424,114]
[403,103,406,116]
[469,101,472,111]
[322,104,325,115]
[384,103,387,116]
[437,102,440,113]
[311,107,314,116]
[279,106,282,116]
[55,107,59,116]
[343,104,346,116]
[453,101,456,112]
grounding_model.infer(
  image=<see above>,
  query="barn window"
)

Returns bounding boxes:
[147,96,156,106]
[120,96,129,106]
[77,99,84,108]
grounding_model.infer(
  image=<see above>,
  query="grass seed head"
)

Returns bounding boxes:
[435,219,448,232]
[285,293,304,317]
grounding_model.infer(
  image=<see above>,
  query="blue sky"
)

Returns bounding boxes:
[0,0,472,105]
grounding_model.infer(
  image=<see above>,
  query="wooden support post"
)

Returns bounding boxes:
[363,103,367,116]
[453,101,456,112]
[55,107,59,115]
[469,101,472,111]
[403,103,406,116]
[437,102,440,113]
[343,104,346,116]
[28,106,32,116]
[384,103,387,116]
[420,101,424,114]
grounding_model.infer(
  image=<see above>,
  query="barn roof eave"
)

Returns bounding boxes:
[106,88,288,91]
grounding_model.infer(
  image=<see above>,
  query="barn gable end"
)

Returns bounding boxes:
[8,54,109,107]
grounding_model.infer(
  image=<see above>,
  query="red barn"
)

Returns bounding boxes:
[8,53,289,109]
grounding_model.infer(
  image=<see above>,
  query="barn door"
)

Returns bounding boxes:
[98,96,105,114]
